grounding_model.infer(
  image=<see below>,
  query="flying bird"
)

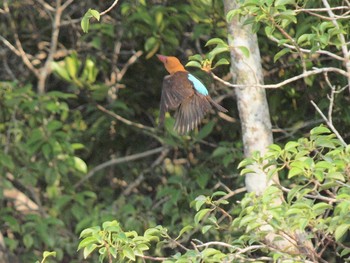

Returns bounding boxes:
[157,54,227,134]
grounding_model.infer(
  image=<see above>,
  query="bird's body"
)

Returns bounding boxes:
[157,54,227,134]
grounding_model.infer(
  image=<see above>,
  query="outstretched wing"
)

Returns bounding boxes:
[174,93,212,134]
[159,72,194,126]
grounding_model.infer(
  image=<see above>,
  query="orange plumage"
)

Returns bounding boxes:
[157,54,227,134]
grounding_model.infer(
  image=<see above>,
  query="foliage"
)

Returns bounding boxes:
[79,126,350,262]
[0,0,350,263]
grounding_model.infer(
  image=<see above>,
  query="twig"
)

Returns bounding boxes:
[100,0,120,16]
[211,67,349,89]
[122,147,170,195]
[310,100,347,147]
[3,0,40,78]
[97,104,156,133]
[322,0,350,92]
[268,35,344,61]
[280,185,338,203]
[138,255,169,261]
[74,146,166,188]
[117,50,143,82]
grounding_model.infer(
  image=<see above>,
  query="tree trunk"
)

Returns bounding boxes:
[223,0,278,194]
[223,1,316,258]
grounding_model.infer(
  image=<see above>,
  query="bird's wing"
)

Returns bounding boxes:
[174,93,212,134]
[159,72,194,126]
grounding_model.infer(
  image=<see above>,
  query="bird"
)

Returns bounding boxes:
[157,54,227,134]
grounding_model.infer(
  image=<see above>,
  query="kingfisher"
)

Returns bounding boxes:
[157,54,227,134]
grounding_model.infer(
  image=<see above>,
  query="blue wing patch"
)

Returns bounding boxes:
[188,73,208,96]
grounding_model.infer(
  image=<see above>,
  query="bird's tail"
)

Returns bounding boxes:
[208,97,228,112]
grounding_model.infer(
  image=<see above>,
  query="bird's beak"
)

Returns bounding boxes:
[156,54,167,63]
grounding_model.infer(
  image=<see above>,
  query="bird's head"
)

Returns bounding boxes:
[157,54,186,74]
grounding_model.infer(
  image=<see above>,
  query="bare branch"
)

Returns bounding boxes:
[122,147,170,195]
[74,147,166,188]
[3,0,40,78]
[211,67,349,89]
[97,104,157,133]
[310,100,347,147]
[268,35,345,61]
[100,0,120,16]
[322,0,350,92]
[37,0,74,94]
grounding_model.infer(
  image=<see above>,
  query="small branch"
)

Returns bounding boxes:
[74,147,166,188]
[122,147,170,195]
[3,0,40,78]
[268,35,344,62]
[280,185,338,203]
[310,100,347,147]
[117,50,143,82]
[100,0,120,16]
[322,0,350,92]
[139,255,169,262]
[97,104,156,132]
[211,67,349,89]
[37,0,74,94]
[195,241,237,249]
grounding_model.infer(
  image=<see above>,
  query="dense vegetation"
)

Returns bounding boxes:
[0,0,349,262]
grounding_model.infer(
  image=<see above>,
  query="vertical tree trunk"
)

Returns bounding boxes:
[223,1,316,258]
[223,0,278,194]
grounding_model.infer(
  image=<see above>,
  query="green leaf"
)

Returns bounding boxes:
[188,54,203,62]
[51,61,71,82]
[43,251,56,259]
[205,38,227,47]
[74,157,88,174]
[79,226,101,238]
[123,247,136,261]
[194,195,207,211]
[310,126,331,135]
[335,224,350,241]
[274,48,290,62]
[185,61,202,68]
[89,9,100,21]
[211,147,229,158]
[226,9,241,22]
[237,46,250,58]
[196,121,215,140]
[211,191,227,198]
[288,166,303,178]
[202,225,212,234]
[83,244,98,259]
[81,16,90,33]
[194,209,211,224]
[213,58,230,68]
[78,236,98,250]
[275,0,295,5]
[312,202,332,215]
[285,141,299,150]
[176,225,194,240]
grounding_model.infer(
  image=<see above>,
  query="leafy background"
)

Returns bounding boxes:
[0,0,349,262]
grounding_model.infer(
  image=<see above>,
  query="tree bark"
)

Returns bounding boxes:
[223,0,278,194]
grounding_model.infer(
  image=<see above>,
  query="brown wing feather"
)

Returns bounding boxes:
[174,93,212,134]
[159,72,194,127]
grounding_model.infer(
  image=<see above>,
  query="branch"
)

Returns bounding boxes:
[37,0,74,94]
[322,0,350,92]
[100,0,120,16]
[3,0,39,78]
[310,100,347,147]
[280,185,338,203]
[268,35,344,62]
[122,147,170,195]
[97,104,157,133]
[211,67,349,89]
[74,146,166,188]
